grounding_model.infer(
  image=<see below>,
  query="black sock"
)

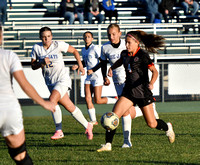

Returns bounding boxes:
[156,119,168,131]
[105,129,116,143]
[15,152,33,165]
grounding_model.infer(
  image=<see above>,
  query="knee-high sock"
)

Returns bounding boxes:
[107,97,117,104]
[52,105,62,131]
[71,106,88,129]
[135,106,143,118]
[153,103,159,119]
[122,114,132,144]
[106,129,116,144]
[88,108,96,122]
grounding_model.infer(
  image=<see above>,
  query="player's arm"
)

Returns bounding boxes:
[148,64,158,90]
[13,70,55,112]
[92,58,102,72]
[72,60,86,71]
[110,58,123,70]
[100,59,111,85]
[68,45,85,75]
[31,58,46,70]
[108,58,123,77]
[87,60,101,75]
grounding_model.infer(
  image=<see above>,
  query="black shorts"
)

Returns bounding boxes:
[122,93,155,107]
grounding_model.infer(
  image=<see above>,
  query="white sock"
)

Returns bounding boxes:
[153,103,159,119]
[122,114,132,144]
[88,108,96,122]
[71,106,88,129]
[52,105,62,131]
[135,106,143,118]
[107,97,117,104]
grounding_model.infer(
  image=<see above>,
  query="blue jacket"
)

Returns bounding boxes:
[102,0,115,11]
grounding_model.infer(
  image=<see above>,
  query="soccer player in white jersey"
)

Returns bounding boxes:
[30,27,93,140]
[72,31,117,125]
[0,25,56,164]
[88,24,159,151]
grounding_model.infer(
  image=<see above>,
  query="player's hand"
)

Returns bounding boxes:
[148,83,154,90]
[87,69,93,75]
[43,101,56,113]
[108,67,113,77]
[78,66,85,76]
[44,57,51,65]
[72,65,78,71]
[104,77,110,86]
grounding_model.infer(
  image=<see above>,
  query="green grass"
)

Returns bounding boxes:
[0,110,200,165]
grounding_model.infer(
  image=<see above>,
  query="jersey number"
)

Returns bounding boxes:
[46,61,53,68]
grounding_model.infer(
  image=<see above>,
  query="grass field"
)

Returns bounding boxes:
[0,102,200,165]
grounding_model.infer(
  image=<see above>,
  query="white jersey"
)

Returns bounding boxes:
[0,49,22,109]
[101,39,126,84]
[82,43,102,82]
[31,41,71,88]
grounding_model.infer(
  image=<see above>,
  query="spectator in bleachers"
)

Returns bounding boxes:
[159,0,180,23]
[60,0,84,24]
[0,0,12,25]
[143,0,163,23]
[84,0,104,24]
[102,0,118,23]
[180,0,199,16]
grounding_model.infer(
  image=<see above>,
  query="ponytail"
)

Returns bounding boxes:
[126,30,165,53]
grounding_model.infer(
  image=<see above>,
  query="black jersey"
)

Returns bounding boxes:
[121,48,153,98]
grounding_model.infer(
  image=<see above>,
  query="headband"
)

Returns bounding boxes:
[127,34,139,44]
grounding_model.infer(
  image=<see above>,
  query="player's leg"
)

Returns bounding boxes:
[141,103,175,143]
[59,92,93,140]
[114,83,133,148]
[85,83,97,125]
[93,85,117,104]
[121,106,136,148]
[49,89,64,140]
[97,96,133,152]
[5,129,33,164]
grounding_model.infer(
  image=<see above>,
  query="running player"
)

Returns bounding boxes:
[0,25,56,164]
[88,24,159,148]
[30,27,93,140]
[97,30,175,152]
[72,31,117,125]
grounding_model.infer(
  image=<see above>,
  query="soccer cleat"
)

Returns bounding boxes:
[90,121,98,125]
[121,142,132,148]
[97,143,112,152]
[85,122,93,140]
[51,130,64,140]
[166,122,175,143]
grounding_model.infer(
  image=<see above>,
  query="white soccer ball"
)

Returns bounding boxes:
[101,112,119,130]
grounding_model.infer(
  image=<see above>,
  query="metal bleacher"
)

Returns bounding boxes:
[2,0,200,61]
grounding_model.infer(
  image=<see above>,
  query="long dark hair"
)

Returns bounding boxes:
[126,30,165,53]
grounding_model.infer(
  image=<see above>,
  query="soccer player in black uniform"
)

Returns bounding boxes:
[97,30,175,152]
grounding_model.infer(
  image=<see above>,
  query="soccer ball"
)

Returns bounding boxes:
[101,112,119,130]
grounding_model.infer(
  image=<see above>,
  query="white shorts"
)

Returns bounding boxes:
[114,83,125,97]
[0,103,24,137]
[48,82,70,99]
[85,73,103,87]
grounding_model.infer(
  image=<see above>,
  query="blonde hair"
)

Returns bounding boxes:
[126,30,165,53]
